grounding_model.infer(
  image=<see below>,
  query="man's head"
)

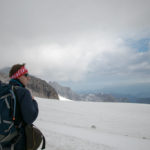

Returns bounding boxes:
[9,63,30,86]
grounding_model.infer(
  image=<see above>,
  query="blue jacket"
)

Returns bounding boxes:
[8,79,39,150]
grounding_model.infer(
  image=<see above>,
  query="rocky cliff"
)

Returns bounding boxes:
[49,81,81,100]
[28,76,59,99]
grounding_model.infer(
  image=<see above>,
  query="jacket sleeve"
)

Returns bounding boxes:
[17,88,39,124]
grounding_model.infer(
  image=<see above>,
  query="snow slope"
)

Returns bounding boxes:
[58,95,73,101]
[35,97,150,150]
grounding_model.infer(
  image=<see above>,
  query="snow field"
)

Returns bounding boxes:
[35,97,150,150]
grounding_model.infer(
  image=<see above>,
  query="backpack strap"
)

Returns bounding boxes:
[10,86,23,148]
[10,87,17,121]
[41,135,46,149]
[0,144,2,150]
[11,86,24,127]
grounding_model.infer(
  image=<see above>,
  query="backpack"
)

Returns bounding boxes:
[0,82,19,146]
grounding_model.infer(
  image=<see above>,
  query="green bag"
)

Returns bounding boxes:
[25,124,46,150]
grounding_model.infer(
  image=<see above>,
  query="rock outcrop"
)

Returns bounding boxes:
[28,76,59,99]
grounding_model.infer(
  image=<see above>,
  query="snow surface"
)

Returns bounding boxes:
[35,97,150,150]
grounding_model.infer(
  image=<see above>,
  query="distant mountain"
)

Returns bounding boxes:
[81,92,150,104]
[0,68,59,99]
[49,81,81,100]
[80,93,114,102]
[48,82,128,102]
[80,92,128,102]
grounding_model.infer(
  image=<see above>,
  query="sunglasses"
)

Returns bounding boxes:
[24,73,29,77]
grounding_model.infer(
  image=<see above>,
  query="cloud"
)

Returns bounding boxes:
[0,0,150,90]
[89,39,150,77]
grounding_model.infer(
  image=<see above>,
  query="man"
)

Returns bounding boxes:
[3,63,39,150]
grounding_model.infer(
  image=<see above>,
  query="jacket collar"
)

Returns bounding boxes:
[9,79,25,88]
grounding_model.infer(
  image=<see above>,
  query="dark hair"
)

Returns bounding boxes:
[9,63,25,77]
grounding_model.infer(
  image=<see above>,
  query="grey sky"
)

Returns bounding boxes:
[0,0,150,92]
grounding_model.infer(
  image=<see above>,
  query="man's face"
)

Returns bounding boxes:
[18,73,30,86]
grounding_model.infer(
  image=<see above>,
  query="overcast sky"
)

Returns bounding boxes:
[0,0,150,93]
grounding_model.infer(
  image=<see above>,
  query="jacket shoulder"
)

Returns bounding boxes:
[14,87,31,100]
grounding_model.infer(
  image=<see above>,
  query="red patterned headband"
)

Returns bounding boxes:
[10,66,28,79]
